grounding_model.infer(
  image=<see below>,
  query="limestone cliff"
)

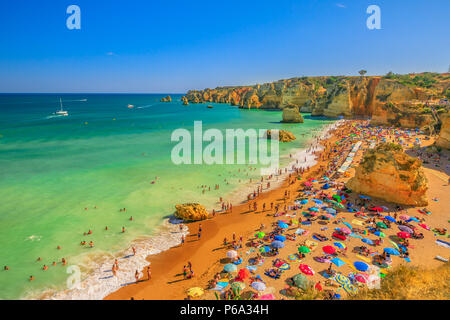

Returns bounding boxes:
[346,143,428,206]
[436,114,450,149]
[185,73,449,128]
[175,203,209,221]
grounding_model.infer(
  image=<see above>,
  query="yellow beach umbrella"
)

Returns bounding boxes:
[187,287,204,297]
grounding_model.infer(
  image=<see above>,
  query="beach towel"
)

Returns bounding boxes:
[351,219,365,227]
[348,233,362,239]
[435,239,450,248]
[246,266,257,273]
[295,228,305,235]
[435,256,449,262]
[330,257,346,267]
[356,255,371,263]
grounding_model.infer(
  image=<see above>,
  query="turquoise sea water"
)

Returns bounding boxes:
[0,94,335,299]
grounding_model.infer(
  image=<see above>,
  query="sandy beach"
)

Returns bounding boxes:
[106,120,449,300]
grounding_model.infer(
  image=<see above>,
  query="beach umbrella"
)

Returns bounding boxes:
[299,264,314,276]
[292,273,310,289]
[376,222,388,229]
[227,250,238,259]
[398,225,414,234]
[399,214,410,221]
[407,217,420,223]
[304,182,312,187]
[224,264,238,273]
[322,183,330,190]
[384,248,400,256]
[186,287,204,297]
[333,242,346,249]
[355,274,368,284]
[278,222,289,229]
[323,177,330,181]
[322,214,334,220]
[300,199,309,204]
[230,281,245,290]
[312,199,323,204]
[343,283,358,295]
[309,207,319,212]
[334,274,350,285]
[340,227,352,234]
[259,294,275,300]
[330,257,346,267]
[362,238,374,245]
[359,195,371,200]
[397,232,411,239]
[342,222,353,230]
[325,208,337,214]
[255,232,265,238]
[418,223,430,230]
[311,180,318,183]
[274,235,286,242]
[370,207,384,212]
[332,195,342,202]
[384,216,396,223]
[374,231,385,237]
[259,246,271,253]
[238,268,250,280]
[353,261,369,272]
[271,241,285,249]
[251,281,266,291]
[323,246,336,254]
[298,246,310,253]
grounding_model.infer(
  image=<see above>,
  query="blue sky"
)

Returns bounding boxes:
[0,0,449,93]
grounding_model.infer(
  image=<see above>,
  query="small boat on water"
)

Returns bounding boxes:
[207,105,213,109]
[127,104,135,108]
[55,98,68,116]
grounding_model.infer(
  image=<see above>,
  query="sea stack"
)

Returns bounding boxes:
[266,129,296,142]
[181,96,189,106]
[346,143,428,206]
[175,203,209,221]
[160,95,172,102]
[281,105,304,123]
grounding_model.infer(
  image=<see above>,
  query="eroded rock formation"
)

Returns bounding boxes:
[282,105,304,123]
[346,143,428,206]
[175,203,209,221]
[266,130,296,142]
[160,95,172,102]
[436,114,450,149]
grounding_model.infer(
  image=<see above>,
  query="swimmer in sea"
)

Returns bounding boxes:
[43,265,48,270]
[4,266,9,270]
[29,276,35,281]
[122,226,126,233]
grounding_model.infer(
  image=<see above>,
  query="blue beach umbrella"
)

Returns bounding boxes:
[300,199,309,205]
[259,246,271,253]
[384,216,396,223]
[323,177,330,181]
[384,248,400,256]
[312,199,323,204]
[224,264,238,273]
[407,217,420,223]
[271,241,285,249]
[353,261,369,272]
[309,207,319,212]
[251,281,266,291]
[322,183,330,190]
[342,222,353,230]
[325,208,337,214]
[274,235,286,242]
[333,242,345,249]
[359,195,371,200]
[278,222,289,229]
[362,238,374,245]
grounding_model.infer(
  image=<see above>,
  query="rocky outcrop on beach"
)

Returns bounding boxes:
[346,143,428,206]
[160,95,172,102]
[185,73,449,129]
[175,203,209,221]
[181,96,189,105]
[266,130,296,142]
[281,105,304,123]
[436,114,450,149]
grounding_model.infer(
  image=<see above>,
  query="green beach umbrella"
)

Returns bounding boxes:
[298,246,310,254]
[376,222,388,229]
[255,232,265,238]
[292,274,310,290]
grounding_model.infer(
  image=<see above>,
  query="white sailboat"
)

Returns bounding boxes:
[55,98,68,116]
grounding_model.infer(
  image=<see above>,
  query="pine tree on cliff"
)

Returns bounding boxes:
[358,70,367,77]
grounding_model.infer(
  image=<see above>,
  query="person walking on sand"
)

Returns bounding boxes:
[147,266,151,281]
[135,270,139,283]
[132,247,136,256]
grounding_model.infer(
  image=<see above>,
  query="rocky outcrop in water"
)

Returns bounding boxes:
[175,203,209,221]
[346,143,428,206]
[282,105,304,123]
[266,130,296,142]
[185,73,449,128]
[160,95,172,102]
[181,96,189,105]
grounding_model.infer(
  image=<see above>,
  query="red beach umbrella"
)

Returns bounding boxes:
[322,246,336,254]
[397,232,411,239]
[238,268,250,280]
[299,264,315,276]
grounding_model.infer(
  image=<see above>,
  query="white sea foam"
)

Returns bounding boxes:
[29,220,188,300]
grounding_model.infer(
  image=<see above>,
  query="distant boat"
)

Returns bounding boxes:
[128,104,135,108]
[207,105,213,109]
[55,98,68,116]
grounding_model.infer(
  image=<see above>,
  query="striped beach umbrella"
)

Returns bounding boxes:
[230,281,245,290]
[343,283,358,295]
[334,274,350,285]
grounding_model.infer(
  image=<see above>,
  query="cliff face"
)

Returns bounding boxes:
[282,105,304,123]
[184,73,449,128]
[436,114,450,149]
[346,143,428,206]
